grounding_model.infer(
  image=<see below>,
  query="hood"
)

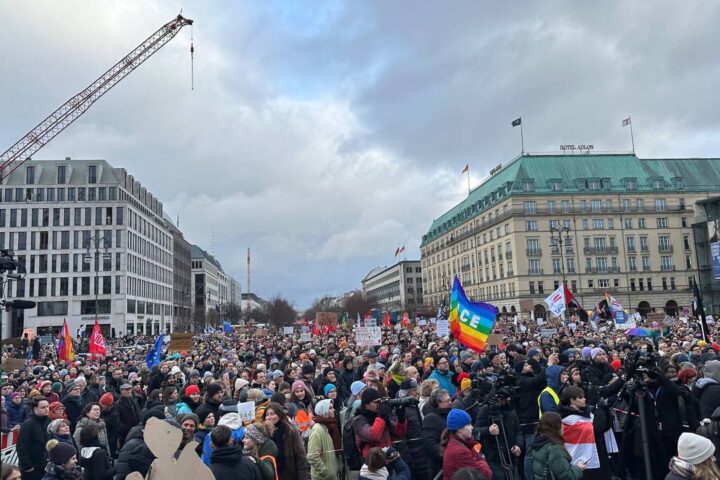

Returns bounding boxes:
[545,366,565,390]
[80,446,101,460]
[218,412,243,430]
[125,425,145,442]
[558,405,591,419]
[695,377,719,391]
[531,434,553,450]
[211,445,245,466]
[359,465,389,480]
[704,360,720,383]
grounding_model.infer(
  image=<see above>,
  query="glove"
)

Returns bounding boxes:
[396,405,406,422]
[378,402,392,422]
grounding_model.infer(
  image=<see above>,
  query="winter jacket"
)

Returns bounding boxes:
[354,406,407,458]
[539,366,565,416]
[115,395,140,443]
[100,407,121,456]
[270,419,310,480]
[73,417,109,452]
[6,400,27,427]
[441,434,493,480]
[61,394,84,432]
[695,378,720,420]
[17,413,50,473]
[421,404,451,478]
[531,434,583,480]
[475,402,523,467]
[201,412,245,465]
[428,369,456,397]
[113,425,155,480]
[307,422,340,480]
[516,367,546,433]
[358,457,412,480]
[79,445,115,480]
[209,445,262,480]
[394,403,427,480]
[195,397,222,425]
[40,464,83,480]
[175,394,201,414]
[257,439,279,480]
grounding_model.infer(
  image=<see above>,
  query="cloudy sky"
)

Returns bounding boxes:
[2,1,719,308]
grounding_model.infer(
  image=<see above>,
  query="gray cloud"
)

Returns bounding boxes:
[2,1,718,307]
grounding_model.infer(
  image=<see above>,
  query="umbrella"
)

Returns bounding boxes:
[624,327,657,337]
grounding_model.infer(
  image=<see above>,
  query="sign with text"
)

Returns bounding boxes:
[168,333,193,352]
[283,327,294,336]
[540,328,558,337]
[300,332,311,343]
[646,312,665,323]
[486,334,504,346]
[315,312,338,326]
[436,319,450,337]
[355,326,381,348]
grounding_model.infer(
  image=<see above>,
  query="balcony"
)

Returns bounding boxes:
[642,265,652,271]
[659,245,674,253]
[608,266,621,273]
[527,268,544,275]
[505,251,512,260]
[640,246,649,252]
[461,264,471,272]
[583,246,619,255]
[661,265,676,272]
[627,247,636,253]
[526,248,543,257]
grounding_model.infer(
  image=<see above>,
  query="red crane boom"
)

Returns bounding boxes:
[0,14,193,181]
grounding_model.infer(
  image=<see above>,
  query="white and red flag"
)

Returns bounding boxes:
[562,414,600,469]
[88,319,107,358]
[544,283,566,318]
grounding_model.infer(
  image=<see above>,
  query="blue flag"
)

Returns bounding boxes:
[145,335,163,368]
[223,321,233,333]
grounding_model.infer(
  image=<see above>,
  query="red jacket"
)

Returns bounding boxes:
[354,409,408,458]
[442,435,493,480]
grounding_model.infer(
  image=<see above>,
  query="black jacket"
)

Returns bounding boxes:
[62,394,84,432]
[17,413,50,472]
[195,397,222,425]
[695,380,720,421]
[79,445,115,480]
[515,368,546,433]
[101,407,122,456]
[420,404,450,478]
[475,402,523,466]
[116,396,140,443]
[113,425,155,480]
[395,403,427,480]
[209,445,262,480]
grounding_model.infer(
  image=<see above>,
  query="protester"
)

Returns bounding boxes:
[72,403,109,452]
[243,422,279,480]
[441,409,492,480]
[531,412,585,480]
[208,425,262,480]
[77,422,115,480]
[666,432,720,480]
[263,402,309,480]
[17,396,51,480]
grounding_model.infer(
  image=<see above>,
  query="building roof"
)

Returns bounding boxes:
[3,159,122,186]
[362,260,421,282]
[422,153,720,246]
[191,244,224,272]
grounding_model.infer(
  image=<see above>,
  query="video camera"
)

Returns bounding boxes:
[0,250,25,274]
[381,397,419,408]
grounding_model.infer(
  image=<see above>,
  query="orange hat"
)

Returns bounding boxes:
[300,353,308,360]
[460,378,472,392]
[424,357,434,368]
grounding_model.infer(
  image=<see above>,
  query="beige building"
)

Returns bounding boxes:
[420,154,720,319]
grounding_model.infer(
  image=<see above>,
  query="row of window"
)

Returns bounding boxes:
[0,206,124,228]
[12,275,120,299]
[523,197,680,214]
[0,228,123,253]
[126,299,172,316]
[24,165,98,186]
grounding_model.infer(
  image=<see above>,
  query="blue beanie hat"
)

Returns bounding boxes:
[351,381,365,397]
[324,383,337,396]
[527,349,541,359]
[447,408,472,431]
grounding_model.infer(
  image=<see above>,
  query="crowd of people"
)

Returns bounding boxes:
[1,314,719,480]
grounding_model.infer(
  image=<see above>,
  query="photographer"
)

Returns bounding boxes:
[452,377,483,424]
[421,388,453,480]
[475,387,523,480]
[393,379,428,480]
[354,388,408,458]
[515,354,548,480]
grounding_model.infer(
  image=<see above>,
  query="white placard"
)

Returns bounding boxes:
[364,318,377,327]
[540,328,558,337]
[300,332,311,342]
[237,401,255,424]
[355,326,382,348]
[418,319,427,326]
[436,319,449,337]
[283,327,294,335]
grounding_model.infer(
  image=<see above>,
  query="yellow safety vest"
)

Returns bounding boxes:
[537,386,560,418]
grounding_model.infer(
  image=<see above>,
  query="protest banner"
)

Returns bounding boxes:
[283,326,294,335]
[486,334,504,346]
[1,358,26,372]
[355,326,381,348]
[315,312,338,326]
[300,332,311,342]
[168,333,193,352]
[436,319,449,337]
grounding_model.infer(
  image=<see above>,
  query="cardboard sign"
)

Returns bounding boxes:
[355,326,382,348]
[1,358,26,372]
[140,417,213,480]
[418,319,427,326]
[168,333,193,353]
[237,401,255,424]
[315,312,338,326]
[646,312,665,322]
[255,328,268,338]
[436,319,449,337]
[540,328,558,337]
[486,334,504,346]
[283,327,294,335]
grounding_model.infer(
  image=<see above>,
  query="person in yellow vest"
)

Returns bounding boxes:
[538,366,568,417]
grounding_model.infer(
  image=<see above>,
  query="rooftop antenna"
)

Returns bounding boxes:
[210,224,215,257]
[247,247,251,297]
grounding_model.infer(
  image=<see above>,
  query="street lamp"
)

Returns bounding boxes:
[549,223,572,285]
[84,234,111,334]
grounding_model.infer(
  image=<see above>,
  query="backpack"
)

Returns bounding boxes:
[342,416,363,471]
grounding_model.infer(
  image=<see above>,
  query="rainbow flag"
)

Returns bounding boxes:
[449,277,498,352]
[57,319,75,362]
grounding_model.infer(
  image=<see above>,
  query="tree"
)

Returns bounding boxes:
[247,307,269,324]
[343,291,377,319]
[267,295,297,326]
[222,302,243,324]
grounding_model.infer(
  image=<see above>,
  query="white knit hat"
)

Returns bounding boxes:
[677,432,715,465]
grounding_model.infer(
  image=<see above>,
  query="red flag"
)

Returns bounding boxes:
[461,164,469,174]
[313,322,320,336]
[564,284,584,311]
[383,312,391,327]
[402,312,409,327]
[88,319,107,358]
[394,247,400,257]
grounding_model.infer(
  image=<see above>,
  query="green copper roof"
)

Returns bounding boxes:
[421,153,720,246]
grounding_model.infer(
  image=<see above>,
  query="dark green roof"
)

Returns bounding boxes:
[421,153,720,246]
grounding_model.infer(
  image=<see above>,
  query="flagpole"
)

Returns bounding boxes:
[629,120,635,153]
[466,168,470,195]
[520,122,525,155]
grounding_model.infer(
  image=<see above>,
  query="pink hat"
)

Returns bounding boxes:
[291,380,305,392]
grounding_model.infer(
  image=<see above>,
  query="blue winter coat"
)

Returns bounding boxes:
[428,369,456,397]
[6,401,27,428]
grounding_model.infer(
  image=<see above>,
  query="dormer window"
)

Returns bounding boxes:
[88,165,98,184]
[57,165,66,184]
[522,181,534,192]
[550,181,562,192]
[588,180,600,191]
[26,166,36,185]
[601,178,611,189]
[625,179,637,190]
[673,177,684,189]
[652,179,664,189]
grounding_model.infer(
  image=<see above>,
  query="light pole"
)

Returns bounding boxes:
[84,234,111,335]
[549,222,573,316]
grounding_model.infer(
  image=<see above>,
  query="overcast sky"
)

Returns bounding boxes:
[2,1,719,309]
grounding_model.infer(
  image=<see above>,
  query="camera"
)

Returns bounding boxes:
[381,397,419,408]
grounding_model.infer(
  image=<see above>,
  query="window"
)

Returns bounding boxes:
[671,277,676,290]
[625,179,636,190]
[638,218,646,229]
[596,257,608,272]
[588,180,600,191]
[78,187,86,201]
[683,236,690,250]
[57,165,66,184]
[661,256,673,271]
[655,199,667,211]
[81,300,111,315]
[529,259,541,274]
[547,201,556,213]
[526,221,538,231]
[582,219,589,230]
[567,258,575,273]
[657,218,668,228]
[647,278,653,291]
[37,301,68,316]
[591,200,601,212]
[642,256,650,271]
[629,256,637,271]
[662,277,668,290]
[522,182,533,192]
[622,199,631,211]
[686,256,692,269]
[562,200,570,213]
[637,199,644,211]
[552,258,561,274]
[523,201,536,214]
[624,218,632,229]
[592,219,604,229]
[639,278,644,291]
[88,165,98,184]
[81,277,90,295]
[659,236,671,251]
[588,279,594,288]
[551,181,562,192]
[599,279,609,288]
[537,282,544,294]
[26,166,35,184]
[652,179,663,189]
[630,279,636,291]
[529,281,535,295]
[682,217,688,228]
[607,219,614,229]
[626,236,635,252]
[68,188,75,201]
[526,239,540,255]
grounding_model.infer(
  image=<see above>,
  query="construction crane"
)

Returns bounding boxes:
[0,14,193,181]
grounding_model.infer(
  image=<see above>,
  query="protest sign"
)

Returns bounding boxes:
[300,332,311,342]
[355,326,381,348]
[168,333,193,352]
[315,312,338,326]
[283,326,294,335]
[436,319,449,337]
[486,334,504,346]
[237,401,255,424]
[540,328,558,337]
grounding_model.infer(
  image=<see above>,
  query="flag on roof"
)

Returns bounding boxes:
[622,116,631,127]
[461,164,469,174]
[511,117,522,127]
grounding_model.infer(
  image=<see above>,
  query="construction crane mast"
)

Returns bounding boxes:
[0,14,193,181]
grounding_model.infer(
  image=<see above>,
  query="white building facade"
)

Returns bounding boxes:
[361,261,424,311]
[0,159,174,338]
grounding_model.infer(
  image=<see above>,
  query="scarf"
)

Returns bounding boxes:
[314,414,341,451]
[359,465,389,480]
[668,457,695,479]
